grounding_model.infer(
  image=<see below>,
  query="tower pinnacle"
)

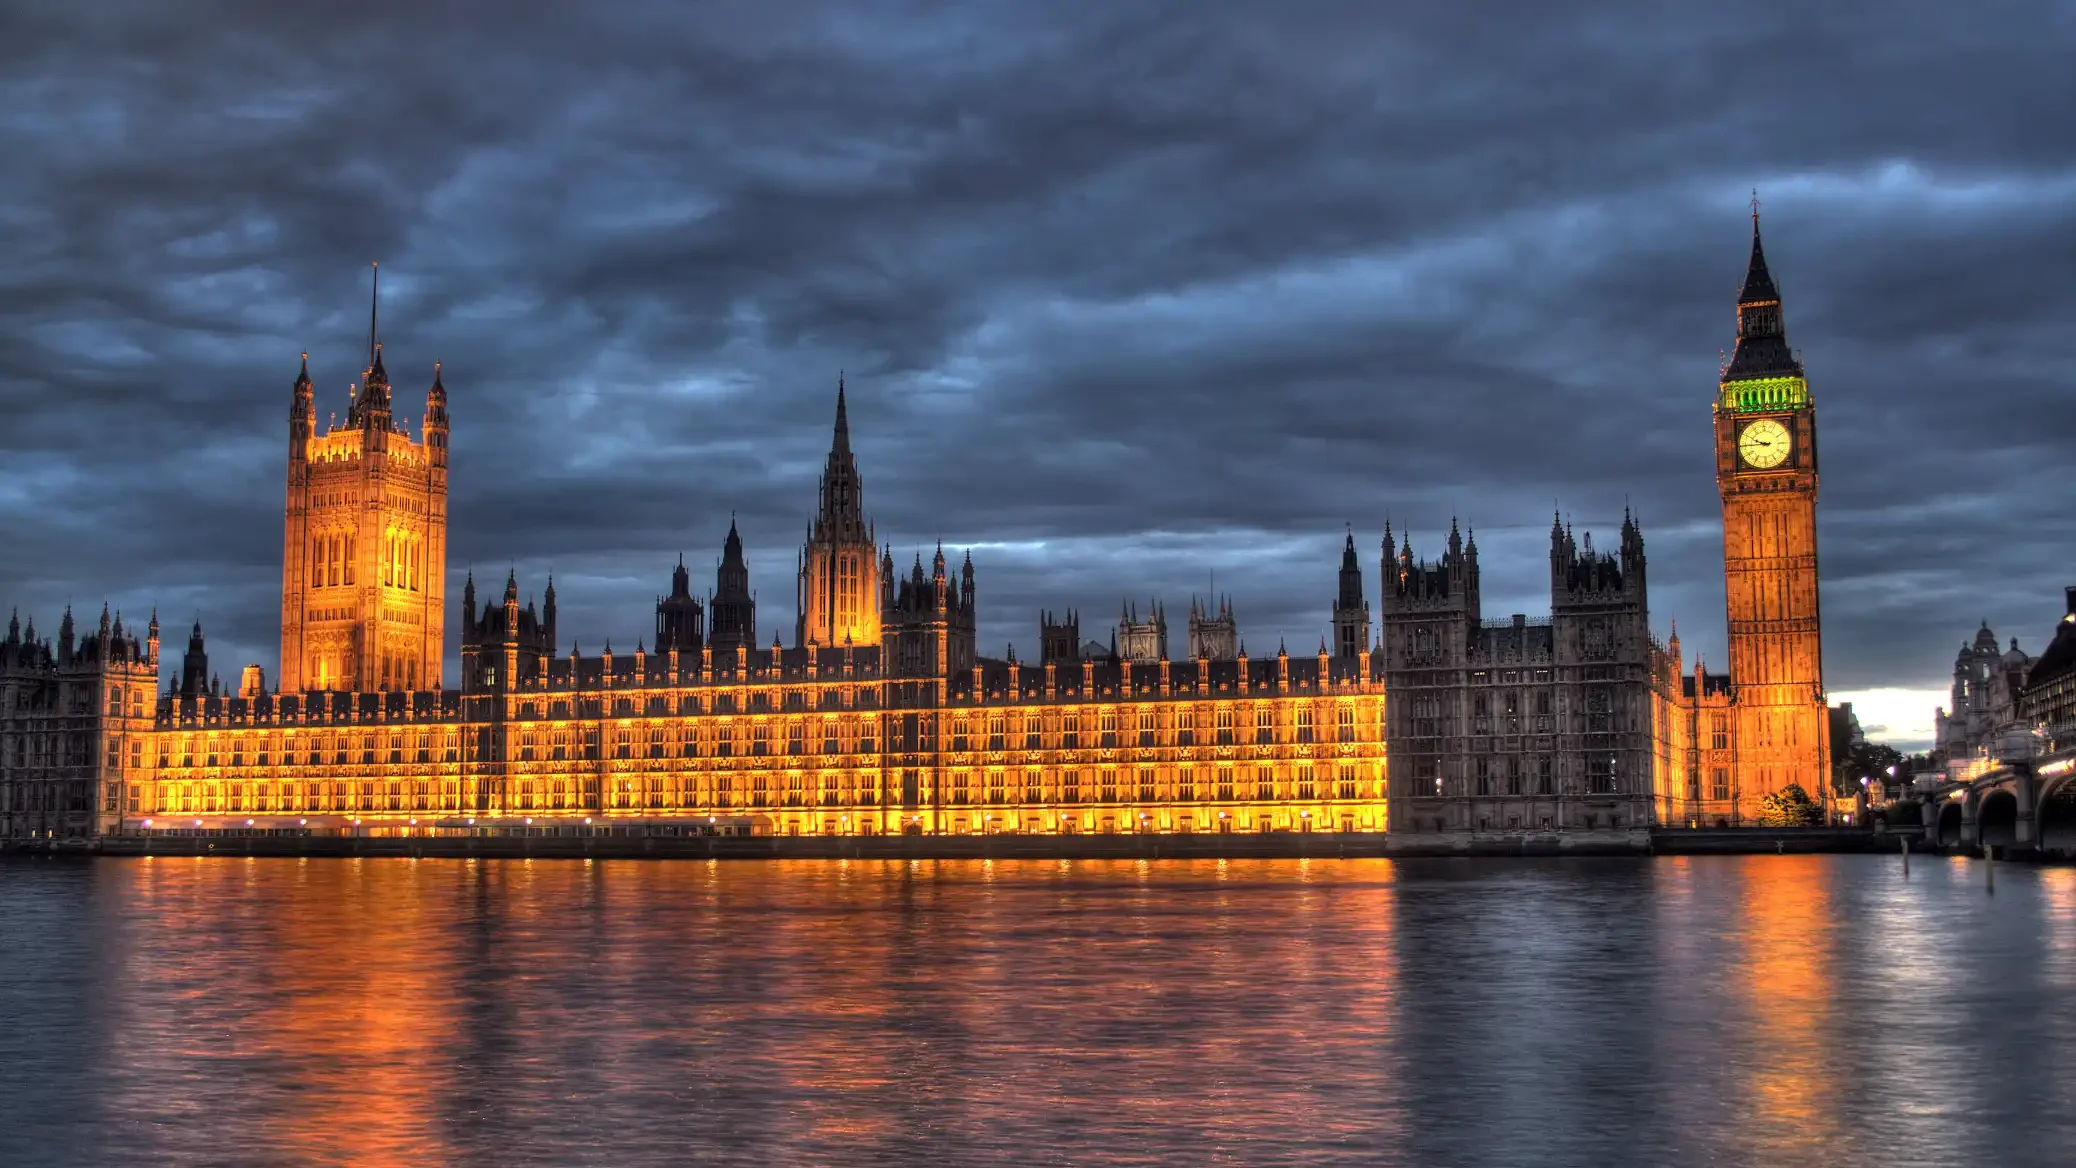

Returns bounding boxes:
[367,260,380,372]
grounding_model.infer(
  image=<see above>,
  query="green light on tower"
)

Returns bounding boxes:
[1719,375,1809,413]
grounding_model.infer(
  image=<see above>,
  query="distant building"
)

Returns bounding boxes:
[1935,622,2036,776]
[2020,588,2076,752]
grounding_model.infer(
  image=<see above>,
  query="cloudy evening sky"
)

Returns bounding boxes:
[4,0,2074,749]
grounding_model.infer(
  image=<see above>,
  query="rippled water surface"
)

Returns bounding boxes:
[1,854,2071,1166]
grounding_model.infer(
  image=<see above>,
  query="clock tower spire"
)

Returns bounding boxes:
[1713,204,1829,819]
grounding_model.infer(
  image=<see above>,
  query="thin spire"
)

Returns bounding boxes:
[1738,199,1779,307]
[833,371,850,453]
[367,260,380,371]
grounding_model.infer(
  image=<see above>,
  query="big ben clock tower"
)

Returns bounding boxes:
[1715,206,1830,815]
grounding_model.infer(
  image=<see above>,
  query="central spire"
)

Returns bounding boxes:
[1722,201,1803,385]
[832,371,850,456]
[813,374,866,541]
[1738,196,1780,309]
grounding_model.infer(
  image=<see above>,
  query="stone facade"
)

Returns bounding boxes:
[1380,515,1667,833]
[0,607,159,838]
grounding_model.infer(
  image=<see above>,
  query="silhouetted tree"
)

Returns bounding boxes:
[1758,783,1823,828]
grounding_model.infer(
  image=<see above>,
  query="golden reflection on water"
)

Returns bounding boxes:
[4,855,2062,1167]
[92,858,1418,1166]
[1732,857,1838,1159]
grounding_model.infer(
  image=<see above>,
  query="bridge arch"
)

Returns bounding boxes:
[1977,788,2020,851]
[2038,774,2076,858]
[1936,800,1964,848]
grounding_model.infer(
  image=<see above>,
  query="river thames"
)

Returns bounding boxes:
[1,854,2069,1166]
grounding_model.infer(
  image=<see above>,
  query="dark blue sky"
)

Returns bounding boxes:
[3,0,2073,747]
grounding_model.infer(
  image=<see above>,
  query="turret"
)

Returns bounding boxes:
[1333,530,1370,658]
[180,620,209,697]
[1620,506,1646,587]
[424,361,449,462]
[290,352,314,453]
[499,569,522,659]
[357,343,394,433]
[656,554,705,654]
[709,519,757,653]
[1040,609,1081,664]
[542,574,558,653]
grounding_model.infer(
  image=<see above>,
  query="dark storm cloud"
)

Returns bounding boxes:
[4,0,2074,746]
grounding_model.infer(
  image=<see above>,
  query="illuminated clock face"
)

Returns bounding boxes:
[1738,418,1792,469]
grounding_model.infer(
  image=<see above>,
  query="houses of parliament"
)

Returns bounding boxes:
[1,222,1831,840]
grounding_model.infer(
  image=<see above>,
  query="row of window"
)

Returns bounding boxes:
[1406,754,1628,796]
[139,764,1384,816]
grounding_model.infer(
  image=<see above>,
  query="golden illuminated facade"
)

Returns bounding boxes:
[3,224,1844,841]
[279,271,449,694]
[120,373,1388,837]
[133,614,1388,838]
[1710,212,1831,815]
[795,379,881,652]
